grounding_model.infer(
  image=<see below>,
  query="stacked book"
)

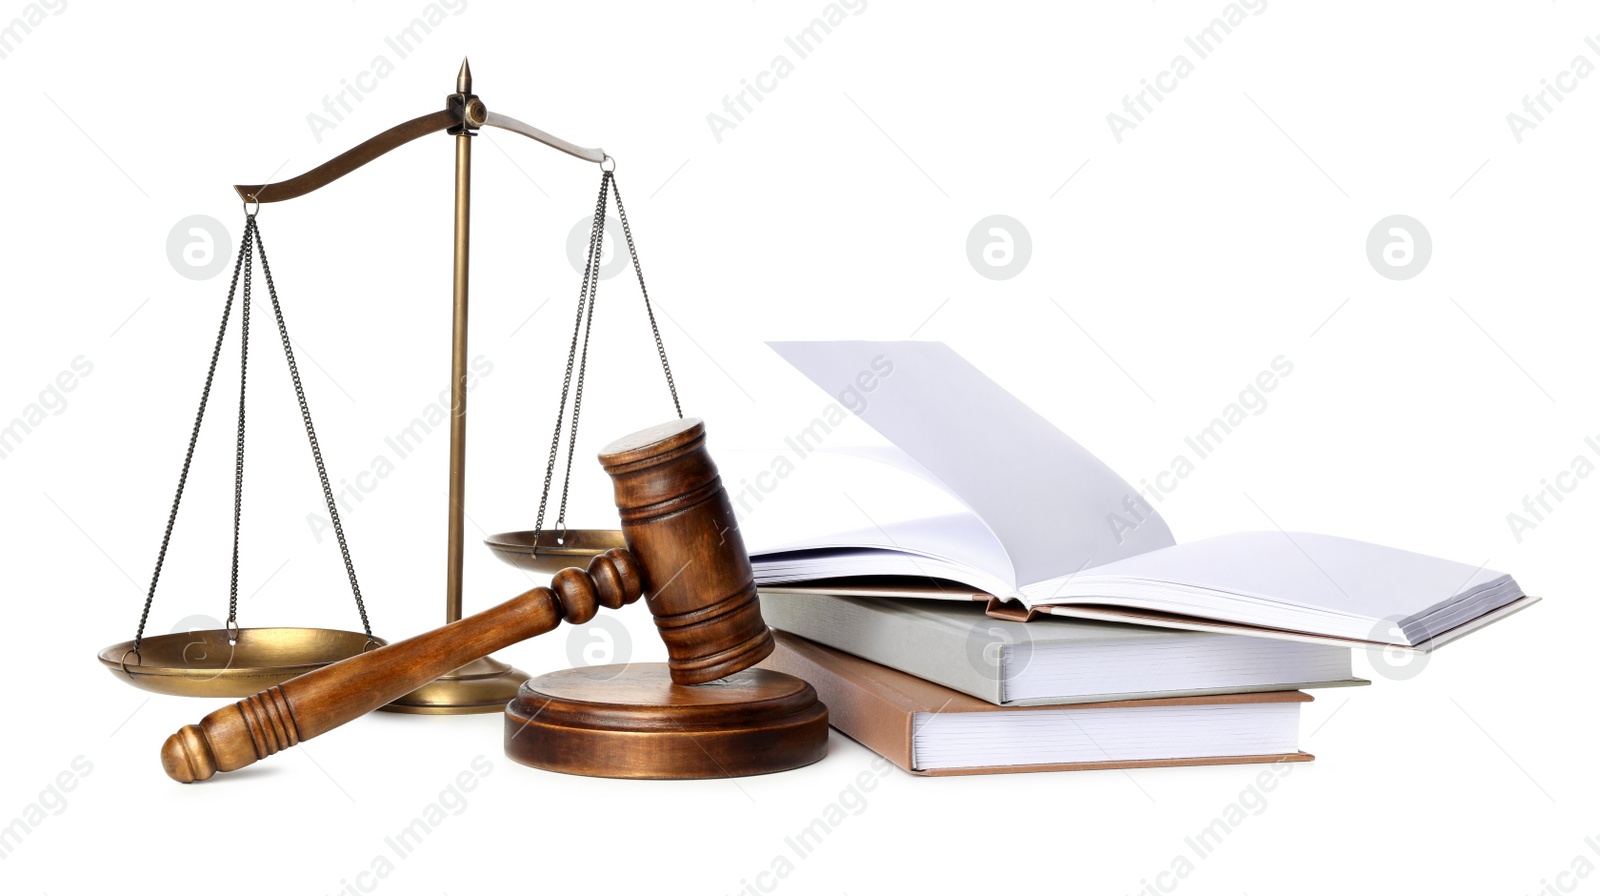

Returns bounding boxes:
[745,341,1537,776]
[758,592,1354,776]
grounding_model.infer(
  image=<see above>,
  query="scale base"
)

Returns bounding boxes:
[504,662,828,779]
[381,655,528,715]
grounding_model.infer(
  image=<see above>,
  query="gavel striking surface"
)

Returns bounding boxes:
[505,663,828,778]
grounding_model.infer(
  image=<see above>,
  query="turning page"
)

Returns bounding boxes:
[766,341,1175,586]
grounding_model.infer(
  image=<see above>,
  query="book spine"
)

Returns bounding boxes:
[758,638,920,773]
[759,592,1008,704]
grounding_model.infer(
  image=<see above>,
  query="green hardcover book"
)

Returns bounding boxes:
[758,590,1366,706]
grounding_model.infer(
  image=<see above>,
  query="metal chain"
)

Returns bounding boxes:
[554,171,612,533]
[226,222,254,636]
[132,217,255,654]
[608,176,682,418]
[530,170,685,543]
[252,222,373,639]
[532,172,609,544]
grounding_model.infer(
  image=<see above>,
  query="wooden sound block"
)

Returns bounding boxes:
[504,663,828,779]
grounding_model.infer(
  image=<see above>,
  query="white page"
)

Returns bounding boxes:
[1027,531,1511,622]
[912,703,1300,770]
[767,341,1175,585]
[736,445,980,554]
[750,513,1011,581]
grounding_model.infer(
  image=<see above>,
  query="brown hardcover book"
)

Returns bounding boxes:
[759,631,1315,777]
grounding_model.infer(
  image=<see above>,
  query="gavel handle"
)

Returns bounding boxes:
[164,548,642,783]
[164,587,562,783]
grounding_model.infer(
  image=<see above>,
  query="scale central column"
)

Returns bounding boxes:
[383,59,529,713]
[446,115,471,621]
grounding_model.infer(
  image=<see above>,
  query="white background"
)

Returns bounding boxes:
[1,1,1594,894]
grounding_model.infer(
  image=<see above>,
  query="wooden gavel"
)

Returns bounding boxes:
[162,418,778,782]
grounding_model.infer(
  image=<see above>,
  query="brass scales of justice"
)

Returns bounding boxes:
[97,59,828,781]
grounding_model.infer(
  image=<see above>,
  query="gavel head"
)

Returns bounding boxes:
[599,417,773,685]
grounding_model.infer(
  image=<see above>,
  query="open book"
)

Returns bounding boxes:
[742,341,1536,651]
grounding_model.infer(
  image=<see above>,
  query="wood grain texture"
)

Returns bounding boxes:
[233,109,459,202]
[162,574,584,782]
[161,418,788,783]
[599,419,774,684]
[504,663,828,779]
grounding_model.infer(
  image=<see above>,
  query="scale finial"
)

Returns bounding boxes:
[457,57,473,94]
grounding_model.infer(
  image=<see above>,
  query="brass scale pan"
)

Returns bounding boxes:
[100,63,646,701]
[480,528,627,575]
[99,628,386,699]
[100,531,620,698]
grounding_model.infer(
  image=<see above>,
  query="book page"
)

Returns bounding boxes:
[733,442,991,539]
[750,513,1012,585]
[768,341,1175,585]
[1027,531,1513,624]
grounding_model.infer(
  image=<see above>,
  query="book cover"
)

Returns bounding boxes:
[758,631,1315,777]
[758,589,1366,705]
